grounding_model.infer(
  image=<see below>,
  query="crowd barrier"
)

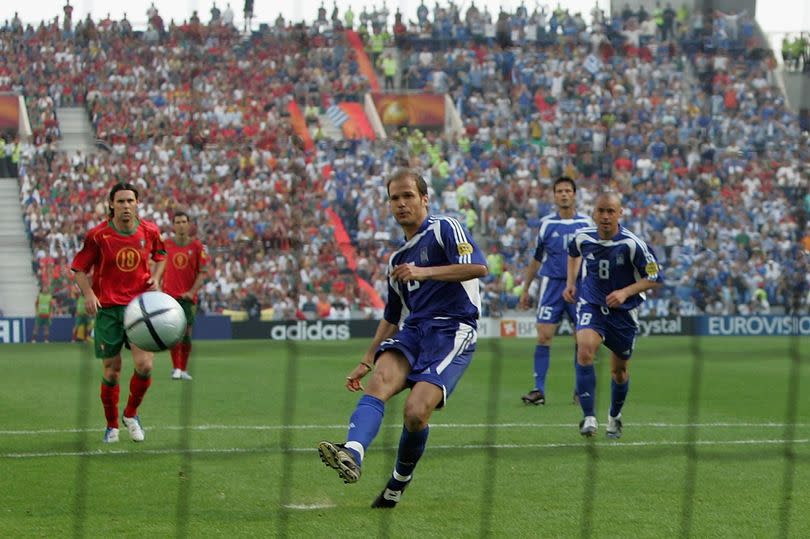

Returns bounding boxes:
[2,315,808,344]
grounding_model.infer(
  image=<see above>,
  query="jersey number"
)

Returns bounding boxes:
[578,312,592,326]
[538,306,553,321]
[598,259,610,279]
[563,233,574,250]
[406,280,421,292]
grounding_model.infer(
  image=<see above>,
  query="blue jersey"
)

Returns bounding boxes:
[384,215,487,329]
[568,225,663,310]
[533,213,593,280]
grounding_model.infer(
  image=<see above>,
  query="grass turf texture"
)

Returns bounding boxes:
[1,337,808,537]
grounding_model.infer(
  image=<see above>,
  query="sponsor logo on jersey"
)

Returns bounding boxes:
[457,242,474,256]
[116,247,141,272]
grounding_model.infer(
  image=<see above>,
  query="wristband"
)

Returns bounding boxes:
[360,361,373,370]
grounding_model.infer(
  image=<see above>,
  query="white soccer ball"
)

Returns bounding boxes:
[124,291,187,352]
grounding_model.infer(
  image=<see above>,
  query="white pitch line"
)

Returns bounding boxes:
[1,422,808,436]
[1,438,808,459]
[282,503,336,510]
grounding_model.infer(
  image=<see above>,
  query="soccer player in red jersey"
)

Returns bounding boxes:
[71,183,166,443]
[161,209,208,381]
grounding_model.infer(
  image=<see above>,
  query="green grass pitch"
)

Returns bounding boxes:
[1,336,808,537]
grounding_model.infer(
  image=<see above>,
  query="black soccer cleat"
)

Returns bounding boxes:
[521,389,545,405]
[318,440,361,484]
[371,484,408,509]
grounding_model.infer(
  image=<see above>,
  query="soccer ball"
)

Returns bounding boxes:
[124,291,187,352]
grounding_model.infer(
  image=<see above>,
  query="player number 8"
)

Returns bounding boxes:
[598,259,610,279]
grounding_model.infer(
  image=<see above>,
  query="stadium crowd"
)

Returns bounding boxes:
[2,1,808,320]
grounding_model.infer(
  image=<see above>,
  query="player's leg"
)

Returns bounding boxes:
[607,353,629,439]
[603,311,637,439]
[565,301,580,405]
[43,318,51,343]
[95,307,127,442]
[180,301,196,379]
[100,355,122,443]
[372,381,443,508]
[523,278,564,405]
[373,321,476,508]
[169,340,183,379]
[574,303,605,437]
[121,343,155,442]
[32,317,42,342]
[319,348,410,484]
[522,322,556,405]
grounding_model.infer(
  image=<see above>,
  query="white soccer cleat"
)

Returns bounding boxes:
[606,413,623,439]
[171,368,182,380]
[122,415,145,442]
[103,427,119,443]
[579,416,598,437]
[178,371,193,381]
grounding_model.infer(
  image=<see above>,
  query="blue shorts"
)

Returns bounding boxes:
[575,301,639,360]
[375,319,477,408]
[535,277,577,324]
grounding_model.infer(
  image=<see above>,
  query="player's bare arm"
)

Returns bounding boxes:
[73,271,101,316]
[390,263,487,283]
[606,280,662,308]
[183,268,208,300]
[147,259,167,290]
[563,256,581,303]
[346,319,399,392]
[519,258,541,309]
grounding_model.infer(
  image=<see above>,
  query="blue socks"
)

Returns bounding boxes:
[610,379,629,418]
[533,344,550,392]
[575,362,596,417]
[389,425,429,490]
[346,394,385,463]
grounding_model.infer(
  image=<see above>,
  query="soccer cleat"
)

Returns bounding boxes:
[172,369,192,380]
[318,440,361,484]
[606,413,623,439]
[122,415,145,442]
[579,416,598,437]
[521,389,545,405]
[371,484,409,509]
[103,427,119,443]
[171,368,182,380]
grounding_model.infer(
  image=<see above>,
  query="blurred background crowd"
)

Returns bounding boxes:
[2,0,808,321]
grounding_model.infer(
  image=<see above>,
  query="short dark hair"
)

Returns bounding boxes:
[108,182,139,218]
[173,209,191,221]
[386,168,428,197]
[553,176,576,193]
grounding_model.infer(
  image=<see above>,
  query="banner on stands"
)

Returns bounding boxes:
[699,316,810,336]
[477,316,690,338]
[0,315,231,343]
[232,319,379,340]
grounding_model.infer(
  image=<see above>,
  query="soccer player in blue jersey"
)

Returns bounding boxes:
[519,177,592,405]
[563,192,663,438]
[318,169,488,508]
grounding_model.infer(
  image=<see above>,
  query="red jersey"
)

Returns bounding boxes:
[71,219,166,307]
[162,238,208,303]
